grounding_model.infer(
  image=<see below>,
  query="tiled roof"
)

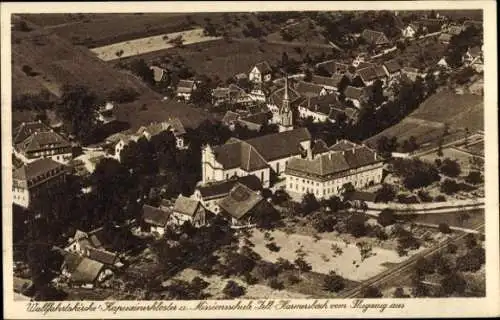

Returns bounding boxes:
[177,80,195,93]
[173,195,201,217]
[300,94,341,116]
[13,158,65,181]
[315,60,350,75]
[219,183,264,219]
[269,86,301,106]
[212,87,230,99]
[240,112,270,126]
[344,86,370,100]
[197,175,262,200]
[222,111,241,125]
[383,60,402,74]
[88,248,117,265]
[356,67,379,82]
[212,128,311,170]
[168,118,186,136]
[286,143,382,178]
[70,258,104,284]
[13,121,50,144]
[329,139,359,151]
[356,62,376,70]
[373,66,388,78]
[142,204,170,227]
[311,74,343,88]
[361,29,389,45]
[312,139,329,156]
[295,81,325,98]
[63,251,84,274]
[253,61,272,74]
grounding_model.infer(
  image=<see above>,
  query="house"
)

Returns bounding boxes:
[201,127,312,188]
[192,175,262,214]
[315,60,351,76]
[150,65,169,83]
[415,18,446,34]
[463,46,483,71]
[310,74,344,92]
[361,29,390,47]
[383,60,403,79]
[97,102,116,124]
[13,121,72,165]
[222,109,272,132]
[212,84,252,106]
[88,247,123,268]
[344,86,371,108]
[62,253,110,288]
[297,94,341,123]
[284,140,384,200]
[438,33,453,44]
[401,24,417,38]
[447,25,464,36]
[437,57,450,69]
[13,158,67,208]
[354,66,387,87]
[218,182,268,228]
[401,67,426,81]
[141,204,171,236]
[176,79,197,100]
[171,195,206,227]
[294,81,328,98]
[65,229,105,256]
[249,61,272,83]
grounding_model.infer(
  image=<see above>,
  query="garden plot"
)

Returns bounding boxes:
[245,229,410,282]
[91,28,222,61]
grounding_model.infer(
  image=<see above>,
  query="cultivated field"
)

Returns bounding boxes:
[365,90,484,150]
[246,229,413,282]
[91,28,222,61]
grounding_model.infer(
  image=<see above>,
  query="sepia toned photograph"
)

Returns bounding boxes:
[2,1,498,319]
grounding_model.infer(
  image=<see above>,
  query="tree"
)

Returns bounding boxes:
[465,171,483,184]
[456,247,485,272]
[268,277,285,290]
[401,136,419,153]
[391,158,440,190]
[311,212,338,232]
[370,79,385,106]
[300,193,320,216]
[441,272,466,295]
[346,213,367,237]
[323,271,345,292]
[375,136,398,158]
[464,233,477,249]
[440,179,460,195]
[439,158,461,177]
[56,85,99,141]
[223,281,246,298]
[414,257,434,276]
[377,209,396,227]
[106,87,139,103]
[129,59,154,84]
[294,257,312,272]
[361,285,383,298]
[438,223,452,234]
[393,287,409,298]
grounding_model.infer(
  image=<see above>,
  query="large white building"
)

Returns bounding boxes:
[284,140,384,200]
[13,121,72,165]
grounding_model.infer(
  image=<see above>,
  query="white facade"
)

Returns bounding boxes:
[285,155,383,200]
[298,106,331,123]
[249,66,271,83]
[401,25,417,38]
[14,148,73,165]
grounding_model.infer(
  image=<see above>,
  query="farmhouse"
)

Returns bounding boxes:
[171,195,206,227]
[360,29,390,47]
[13,158,67,208]
[463,46,483,72]
[310,74,343,92]
[192,175,262,214]
[383,60,403,79]
[344,86,372,108]
[65,228,106,256]
[294,81,328,98]
[141,204,171,236]
[284,140,384,200]
[150,65,169,83]
[176,79,197,100]
[201,127,312,188]
[249,61,272,83]
[218,182,270,228]
[297,94,341,123]
[13,121,72,165]
[354,67,381,87]
[62,253,111,288]
[212,84,252,106]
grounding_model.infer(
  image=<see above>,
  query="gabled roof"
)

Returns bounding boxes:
[240,111,270,127]
[173,195,201,217]
[356,62,376,70]
[219,183,264,220]
[269,86,301,106]
[13,121,51,144]
[212,128,311,170]
[373,65,388,78]
[197,175,262,200]
[212,87,231,99]
[329,139,359,151]
[150,66,168,82]
[295,81,325,98]
[344,86,370,101]
[13,158,65,182]
[70,258,104,284]
[356,67,379,82]
[177,80,196,93]
[361,29,390,45]
[88,248,117,265]
[168,118,186,136]
[311,74,343,88]
[312,139,329,156]
[300,94,341,116]
[383,60,402,74]
[63,251,84,273]
[142,204,170,227]
[315,60,350,75]
[286,142,382,178]
[252,61,272,74]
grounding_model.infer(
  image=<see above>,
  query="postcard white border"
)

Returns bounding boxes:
[2,1,499,318]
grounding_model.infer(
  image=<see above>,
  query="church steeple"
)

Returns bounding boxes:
[279,74,293,132]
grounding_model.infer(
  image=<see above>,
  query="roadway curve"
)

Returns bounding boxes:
[339,223,485,298]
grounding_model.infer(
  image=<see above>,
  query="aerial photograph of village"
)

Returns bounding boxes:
[10,9,485,301]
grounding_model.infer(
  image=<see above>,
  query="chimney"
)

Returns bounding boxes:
[374,151,377,160]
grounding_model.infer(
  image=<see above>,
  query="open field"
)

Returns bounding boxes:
[115,38,333,81]
[418,146,479,170]
[91,28,222,61]
[246,229,413,282]
[365,90,483,150]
